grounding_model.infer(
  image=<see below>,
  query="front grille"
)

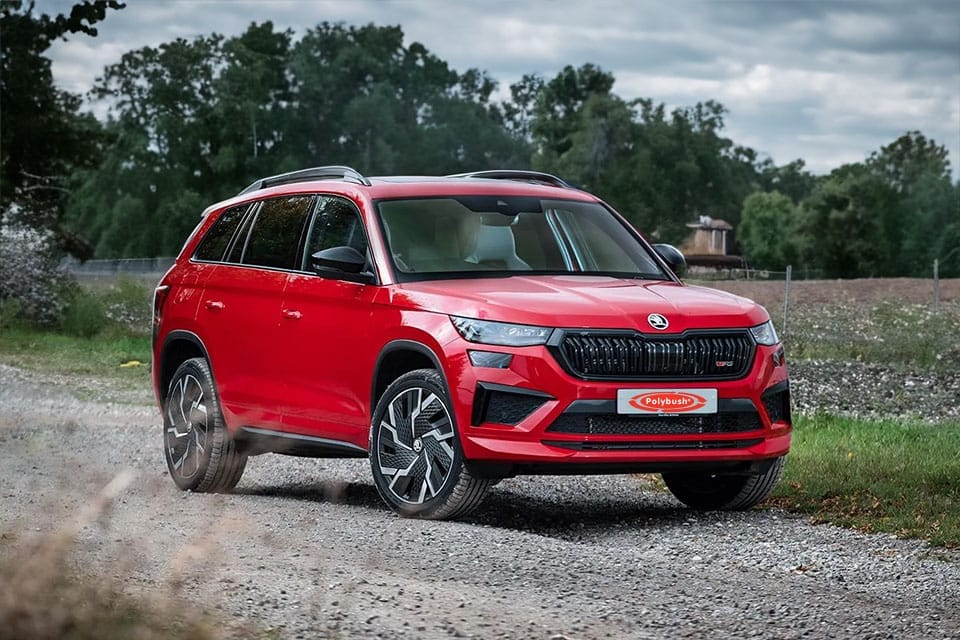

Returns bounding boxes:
[554,330,755,380]
[543,438,764,451]
[547,411,762,436]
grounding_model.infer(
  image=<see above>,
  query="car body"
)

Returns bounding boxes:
[152,167,791,518]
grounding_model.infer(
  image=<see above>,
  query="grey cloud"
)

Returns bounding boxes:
[34,0,960,176]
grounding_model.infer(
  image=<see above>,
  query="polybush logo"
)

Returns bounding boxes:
[629,391,708,413]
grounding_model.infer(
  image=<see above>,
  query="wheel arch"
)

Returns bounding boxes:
[371,339,446,411]
[158,331,213,404]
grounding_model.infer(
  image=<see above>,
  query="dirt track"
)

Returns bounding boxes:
[2,363,959,639]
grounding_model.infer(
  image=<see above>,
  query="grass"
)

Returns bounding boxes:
[0,327,151,382]
[772,414,960,548]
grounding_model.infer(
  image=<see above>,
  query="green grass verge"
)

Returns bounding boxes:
[0,327,151,383]
[773,414,960,548]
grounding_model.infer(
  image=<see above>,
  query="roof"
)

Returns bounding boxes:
[686,215,733,231]
[203,166,598,216]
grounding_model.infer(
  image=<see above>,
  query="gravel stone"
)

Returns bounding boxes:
[1,363,958,639]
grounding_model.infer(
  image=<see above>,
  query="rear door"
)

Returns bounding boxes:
[279,195,381,447]
[199,195,314,430]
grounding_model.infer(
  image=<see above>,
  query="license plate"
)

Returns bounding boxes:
[616,389,718,415]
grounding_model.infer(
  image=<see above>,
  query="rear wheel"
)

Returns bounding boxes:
[370,369,493,519]
[163,358,247,492]
[662,456,786,510]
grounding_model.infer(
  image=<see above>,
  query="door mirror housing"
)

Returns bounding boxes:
[653,243,687,277]
[310,246,366,274]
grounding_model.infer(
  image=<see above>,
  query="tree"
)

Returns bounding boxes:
[757,158,818,204]
[800,164,896,278]
[867,131,958,276]
[0,0,124,255]
[738,191,804,270]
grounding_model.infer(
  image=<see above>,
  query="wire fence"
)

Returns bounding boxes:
[61,257,174,283]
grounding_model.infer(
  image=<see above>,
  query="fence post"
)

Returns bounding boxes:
[783,265,792,337]
[934,259,940,313]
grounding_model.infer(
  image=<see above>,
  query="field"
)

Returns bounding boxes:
[1,277,959,638]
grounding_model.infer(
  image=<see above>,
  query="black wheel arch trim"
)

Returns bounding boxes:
[159,330,216,401]
[371,339,450,416]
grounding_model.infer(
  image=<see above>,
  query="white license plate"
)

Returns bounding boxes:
[616,388,718,415]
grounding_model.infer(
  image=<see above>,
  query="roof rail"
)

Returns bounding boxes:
[238,165,371,195]
[447,170,573,189]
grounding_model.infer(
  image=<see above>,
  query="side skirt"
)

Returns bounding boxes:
[235,427,368,459]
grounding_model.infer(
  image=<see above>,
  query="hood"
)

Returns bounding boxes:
[390,275,768,332]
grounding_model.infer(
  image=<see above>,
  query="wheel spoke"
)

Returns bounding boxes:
[376,383,456,505]
[166,373,207,480]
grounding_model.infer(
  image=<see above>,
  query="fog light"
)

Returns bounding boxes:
[468,350,513,369]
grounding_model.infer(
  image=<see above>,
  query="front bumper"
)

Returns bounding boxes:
[444,340,791,474]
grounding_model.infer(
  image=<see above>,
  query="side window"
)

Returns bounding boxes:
[302,196,368,270]
[194,204,248,262]
[241,196,314,270]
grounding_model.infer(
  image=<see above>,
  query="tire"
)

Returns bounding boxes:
[163,357,247,492]
[662,456,786,511]
[369,369,493,519]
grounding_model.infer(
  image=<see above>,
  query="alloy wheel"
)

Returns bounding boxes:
[165,373,209,480]
[375,386,456,504]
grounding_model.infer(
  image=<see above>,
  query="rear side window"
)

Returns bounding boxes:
[194,204,248,261]
[241,196,315,270]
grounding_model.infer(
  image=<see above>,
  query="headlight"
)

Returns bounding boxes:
[750,320,780,346]
[451,316,552,346]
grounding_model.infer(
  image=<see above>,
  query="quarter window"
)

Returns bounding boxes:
[194,204,248,262]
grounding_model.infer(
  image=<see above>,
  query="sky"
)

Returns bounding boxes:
[39,0,960,178]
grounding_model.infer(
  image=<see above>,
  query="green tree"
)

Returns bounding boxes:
[757,158,819,204]
[738,191,804,270]
[800,164,896,278]
[867,131,958,276]
[0,0,123,255]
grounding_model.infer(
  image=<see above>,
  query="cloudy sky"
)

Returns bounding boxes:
[41,0,960,177]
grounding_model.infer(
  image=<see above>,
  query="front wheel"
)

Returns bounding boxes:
[163,357,247,492]
[662,456,786,510]
[369,369,493,519]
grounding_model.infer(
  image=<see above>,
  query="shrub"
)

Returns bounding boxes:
[59,288,108,338]
[99,277,151,333]
[0,211,66,327]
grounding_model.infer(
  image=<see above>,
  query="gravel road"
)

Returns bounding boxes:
[1,363,959,639]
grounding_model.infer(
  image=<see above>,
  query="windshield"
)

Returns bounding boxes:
[377,196,669,282]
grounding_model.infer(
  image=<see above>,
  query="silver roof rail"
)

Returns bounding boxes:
[446,170,573,189]
[238,165,371,195]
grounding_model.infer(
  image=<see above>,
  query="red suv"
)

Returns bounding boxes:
[152,167,790,519]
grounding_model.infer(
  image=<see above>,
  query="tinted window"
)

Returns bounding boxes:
[242,196,314,269]
[194,205,248,262]
[302,196,367,270]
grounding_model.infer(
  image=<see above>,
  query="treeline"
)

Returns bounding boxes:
[2,3,958,277]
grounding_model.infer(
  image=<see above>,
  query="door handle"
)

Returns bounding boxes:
[204,300,225,312]
[282,309,302,320]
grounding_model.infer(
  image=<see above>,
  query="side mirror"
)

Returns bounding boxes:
[310,246,366,274]
[653,243,687,277]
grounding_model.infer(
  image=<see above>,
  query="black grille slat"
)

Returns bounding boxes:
[556,331,754,380]
[547,412,762,436]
